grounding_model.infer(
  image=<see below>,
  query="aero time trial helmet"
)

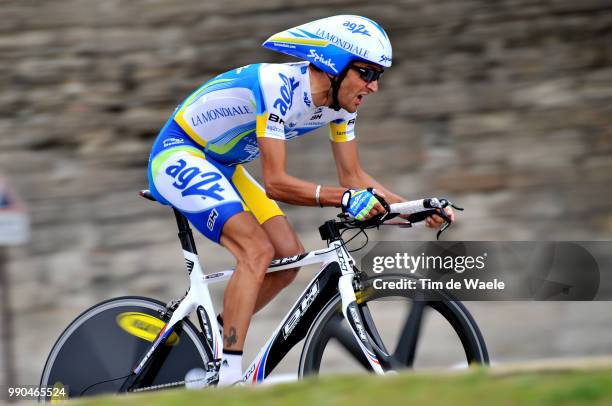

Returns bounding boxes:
[262,15,392,76]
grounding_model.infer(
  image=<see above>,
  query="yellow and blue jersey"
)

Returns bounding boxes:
[147,62,357,243]
[162,61,357,165]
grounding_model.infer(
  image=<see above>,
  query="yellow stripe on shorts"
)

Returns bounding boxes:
[232,165,284,224]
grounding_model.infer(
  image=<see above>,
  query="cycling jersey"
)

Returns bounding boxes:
[148,62,358,242]
[166,61,356,165]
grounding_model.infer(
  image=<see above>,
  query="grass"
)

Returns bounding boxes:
[68,367,612,406]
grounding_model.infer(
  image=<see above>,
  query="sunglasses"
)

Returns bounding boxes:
[350,65,384,83]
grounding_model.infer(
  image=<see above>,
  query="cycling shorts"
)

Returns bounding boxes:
[147,121,284,243]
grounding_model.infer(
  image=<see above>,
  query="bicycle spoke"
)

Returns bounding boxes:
[359,304,409,371]
[326,314,373,371]
[393,300,427,367]
[360,304,389,354]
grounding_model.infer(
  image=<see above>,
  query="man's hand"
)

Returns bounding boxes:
[342,189,386,221]
[425,207,455,229]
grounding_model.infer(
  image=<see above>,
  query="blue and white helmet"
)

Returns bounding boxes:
[262,15,392,76]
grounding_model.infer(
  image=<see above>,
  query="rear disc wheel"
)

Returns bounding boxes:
[39,296,208,401]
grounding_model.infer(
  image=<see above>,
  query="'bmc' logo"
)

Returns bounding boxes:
[273,73,299,116]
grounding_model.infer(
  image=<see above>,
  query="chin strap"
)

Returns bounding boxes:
[328,67,350,111]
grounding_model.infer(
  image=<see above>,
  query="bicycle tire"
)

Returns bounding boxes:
[39,296,209,401]
[299,274,488,376]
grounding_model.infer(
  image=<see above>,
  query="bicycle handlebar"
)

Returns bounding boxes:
[389,198,449,215]
[336,195,464,240]
[140,188,463,241]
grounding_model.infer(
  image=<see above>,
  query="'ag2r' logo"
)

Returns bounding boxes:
[273,73,299,116]
[165,159,225,201]
[343,21,371,36]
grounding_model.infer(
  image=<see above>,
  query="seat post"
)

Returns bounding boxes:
[173,208,198,254]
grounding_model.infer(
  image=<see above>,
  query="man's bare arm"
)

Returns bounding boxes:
[330,139,453,226]
[258,137,346,207]
[330,140,405,202]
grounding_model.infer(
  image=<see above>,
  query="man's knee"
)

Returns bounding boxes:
[236,238,275,283]
[222,213,276,280]
[273,230,305,260]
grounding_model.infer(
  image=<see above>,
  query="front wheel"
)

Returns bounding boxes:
[299,274,488,376]
[39,296,209,401]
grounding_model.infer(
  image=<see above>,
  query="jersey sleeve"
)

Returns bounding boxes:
[329,111,357,142]
[255,64,296,141]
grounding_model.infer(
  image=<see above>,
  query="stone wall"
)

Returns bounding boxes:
[1,0,612,386]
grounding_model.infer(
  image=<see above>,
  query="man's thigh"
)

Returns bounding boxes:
[230,165,301,257]
[220,211,274,260]
[149,147,246,243]
[231,165,284,225]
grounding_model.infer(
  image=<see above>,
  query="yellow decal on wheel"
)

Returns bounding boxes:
[116,312,180,346]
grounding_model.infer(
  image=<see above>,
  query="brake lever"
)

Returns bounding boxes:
[432,198,463,240]
[436,222,451,240]
[438,198,464,212]
[421,199,453,232]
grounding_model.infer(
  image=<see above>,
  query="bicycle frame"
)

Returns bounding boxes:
[127,209,385,388]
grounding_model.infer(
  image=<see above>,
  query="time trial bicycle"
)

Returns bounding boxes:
[39,190,488,401]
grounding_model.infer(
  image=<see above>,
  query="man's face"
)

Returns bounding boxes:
[337,62,383,113]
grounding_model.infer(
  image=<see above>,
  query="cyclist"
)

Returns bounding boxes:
[147,15,453,385]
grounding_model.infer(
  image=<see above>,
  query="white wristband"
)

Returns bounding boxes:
[315,184,322,207]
